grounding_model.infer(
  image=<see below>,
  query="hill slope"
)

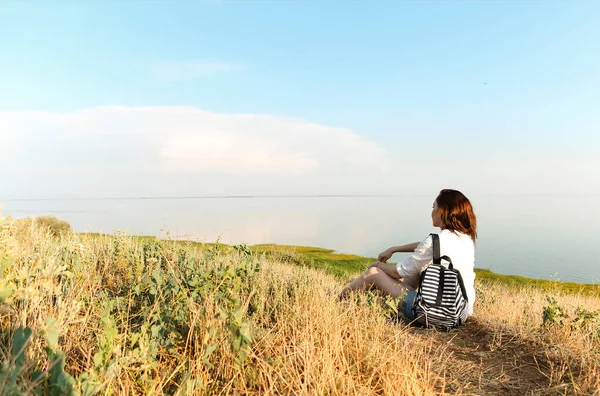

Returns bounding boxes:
[1,223,599,394]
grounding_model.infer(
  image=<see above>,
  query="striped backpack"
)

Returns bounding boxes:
[412,233,469,331]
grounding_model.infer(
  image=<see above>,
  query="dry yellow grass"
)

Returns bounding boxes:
[472,282,600,394]
[1,215,598,395]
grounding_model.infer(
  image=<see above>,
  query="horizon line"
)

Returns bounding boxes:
[0,194,423,202]
[1,192,597,202]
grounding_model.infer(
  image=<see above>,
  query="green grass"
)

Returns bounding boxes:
[250,244,373,278]
[474,268,600,295]
[252,245,600,295]
[249,243,600,295]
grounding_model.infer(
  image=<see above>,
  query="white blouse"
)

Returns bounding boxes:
[396,229,476,316]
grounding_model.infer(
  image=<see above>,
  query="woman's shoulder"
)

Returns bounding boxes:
[439,229,467,237]
[439,230,474,244]
[421,230,473,246]
[419,233,434,245]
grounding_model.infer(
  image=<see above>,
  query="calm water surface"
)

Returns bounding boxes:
[2,194,599,284]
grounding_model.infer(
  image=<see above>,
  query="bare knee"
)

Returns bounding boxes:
[365,266,383,279]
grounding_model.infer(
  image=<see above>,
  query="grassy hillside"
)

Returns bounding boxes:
[2,223,599,394]
[82,234,600,295]
[248,243,600,295]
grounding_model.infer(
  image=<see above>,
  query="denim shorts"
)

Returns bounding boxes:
[400,289,418,320]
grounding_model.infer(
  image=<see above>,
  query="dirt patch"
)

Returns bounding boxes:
[411,318,581,395]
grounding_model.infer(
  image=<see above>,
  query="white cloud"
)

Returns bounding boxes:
[161,134,318,174]
[0,106,390,179]
[149,61,242,81]
[3,106,596,198]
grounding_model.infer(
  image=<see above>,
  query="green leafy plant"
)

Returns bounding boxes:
[0,321,81,396]
[543,296,567,327]
[0,326,33,394]
[572,307,600,339]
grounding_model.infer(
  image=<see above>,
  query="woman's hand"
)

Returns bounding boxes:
[368,261,381,269]
[377,249,393,263]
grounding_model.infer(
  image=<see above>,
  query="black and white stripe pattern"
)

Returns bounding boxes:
[411,234,469,331]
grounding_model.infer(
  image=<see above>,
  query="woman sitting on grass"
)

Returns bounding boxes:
[339,189,478,320]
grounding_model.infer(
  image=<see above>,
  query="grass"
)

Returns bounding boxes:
[83,234,600,294]
[2,222,599,394]
[251,243,600,295]
[249,244,372,278]
[473,268,600,295]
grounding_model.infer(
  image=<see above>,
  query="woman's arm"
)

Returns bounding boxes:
[378,242,420,262]
[372,261,402,280]
[396,236,434,279]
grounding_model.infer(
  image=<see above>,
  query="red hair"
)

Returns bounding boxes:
[436,189,477,242]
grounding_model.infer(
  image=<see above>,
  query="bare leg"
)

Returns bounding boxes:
[340,266,410,299]
[401,274,420,291]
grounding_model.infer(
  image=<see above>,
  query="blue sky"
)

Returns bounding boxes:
[1,1,599,198]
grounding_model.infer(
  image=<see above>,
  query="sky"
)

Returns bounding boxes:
[1,1,599,198]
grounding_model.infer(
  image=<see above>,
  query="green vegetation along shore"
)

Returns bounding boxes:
[249,242,600,295]
[84,233,600,296]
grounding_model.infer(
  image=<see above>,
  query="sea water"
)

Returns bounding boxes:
[2,194,598,284]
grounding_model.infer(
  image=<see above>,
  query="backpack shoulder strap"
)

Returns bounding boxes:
[430,233,441,264]
[454,269,469,302]
[431,234,456,270]
[436,267,445,305]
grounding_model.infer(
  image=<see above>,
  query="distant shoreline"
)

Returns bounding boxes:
[4,192,599,202]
